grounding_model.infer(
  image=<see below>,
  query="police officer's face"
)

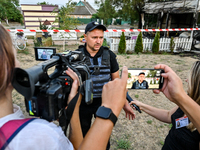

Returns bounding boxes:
[84,29,104,52]
[138,74,145,83]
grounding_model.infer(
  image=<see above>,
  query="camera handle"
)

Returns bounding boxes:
[126,92,142,113]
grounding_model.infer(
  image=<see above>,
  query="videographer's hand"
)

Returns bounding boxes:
[153,64,186,104]
[65,67,80,105]
[102,66,128,117]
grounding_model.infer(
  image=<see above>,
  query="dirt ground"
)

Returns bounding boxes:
[13,41,199,150]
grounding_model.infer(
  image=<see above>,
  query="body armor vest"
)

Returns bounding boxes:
[135,80,147,89]
[77,46,111,98]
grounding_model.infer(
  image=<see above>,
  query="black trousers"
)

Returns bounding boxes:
[79,98,110,150]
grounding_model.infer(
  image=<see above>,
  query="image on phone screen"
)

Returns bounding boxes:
[127,69,164,90]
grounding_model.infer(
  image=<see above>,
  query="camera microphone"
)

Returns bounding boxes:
[126,92,142,113]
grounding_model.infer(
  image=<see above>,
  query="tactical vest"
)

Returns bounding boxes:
[135,80,147,89]
[76,46,111,98]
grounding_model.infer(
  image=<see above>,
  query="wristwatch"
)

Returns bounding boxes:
[96,106,118,125]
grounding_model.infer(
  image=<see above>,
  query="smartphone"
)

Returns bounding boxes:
[127,68,164,90]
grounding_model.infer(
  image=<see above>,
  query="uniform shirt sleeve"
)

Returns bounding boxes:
[146,81,149,89]
[131,82,136,89]
[109,50,119,73]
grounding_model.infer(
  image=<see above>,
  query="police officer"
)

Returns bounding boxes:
[76,21,135,150]
[131,72,149,89]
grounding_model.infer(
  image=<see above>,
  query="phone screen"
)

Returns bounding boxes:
[127,69,164,90]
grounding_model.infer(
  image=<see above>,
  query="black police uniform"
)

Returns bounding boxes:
[76,44,119,149]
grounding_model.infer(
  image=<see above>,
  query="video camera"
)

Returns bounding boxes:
[12,50,93,121]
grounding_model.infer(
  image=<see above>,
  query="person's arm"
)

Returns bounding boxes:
[131,82,136,89]
[111,70,119,80]
[79,66,128,150]
[174,93,200,132]
[68,94,83,150]
[65,68,83,150]
[146,81,149,89]
[111,70,135,120]
[154,64,200,132]
[130,100,178,123]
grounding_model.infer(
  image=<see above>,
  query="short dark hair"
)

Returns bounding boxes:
[139,72,145,76]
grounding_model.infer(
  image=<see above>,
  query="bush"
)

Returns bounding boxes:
[34,37,42,47]
[102,38,108,47]
[43,37,53,46]
[118,32,126,54]
[134,32,143,54]
[154,79,156,84]
[152,31,160,53]
[170,37,175,53]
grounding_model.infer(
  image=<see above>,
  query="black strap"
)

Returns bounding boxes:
[63,87,81,135]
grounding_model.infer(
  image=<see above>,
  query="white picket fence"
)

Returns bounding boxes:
[51,32,77,40]
[110,37,193,53]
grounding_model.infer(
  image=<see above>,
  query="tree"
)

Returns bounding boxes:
[95,0,117,25]
[111,0,167,28]
[128,73,131,78]
[53,0,80,30]
[146,70,157,77]
[37,1,54,5]
[170,37,175,53]
[134,32,143,53]
[112,0,144,28]
[0,0,23,24]
[152,31,160,53]
[118,32,126,54]
[92,14,100,19]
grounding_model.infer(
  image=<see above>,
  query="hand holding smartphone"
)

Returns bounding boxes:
[127,68,164,90]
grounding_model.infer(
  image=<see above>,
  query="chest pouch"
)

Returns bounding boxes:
[93,65,100,75]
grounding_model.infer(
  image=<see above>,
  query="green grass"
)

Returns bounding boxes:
[116,138,131,150]
[168,123,173,129]
[135,94,139,98]
[160,140,164,145]
[17,48,29,55]
[147,120,153,124]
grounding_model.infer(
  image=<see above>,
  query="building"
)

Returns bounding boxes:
[143,0,200,29]
[21,4,59,29]
[69,0,97,24]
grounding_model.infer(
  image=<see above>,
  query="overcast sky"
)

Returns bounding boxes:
[19,0,98,9]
